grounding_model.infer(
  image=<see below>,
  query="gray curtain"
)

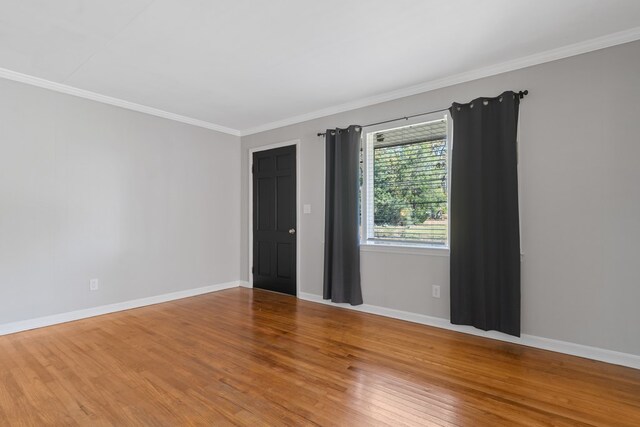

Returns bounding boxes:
[449,91,521,336]
[323,125,363,305]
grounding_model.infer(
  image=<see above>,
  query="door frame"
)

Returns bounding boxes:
[248,139,301,296]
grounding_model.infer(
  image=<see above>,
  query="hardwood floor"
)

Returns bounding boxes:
[0,288,639,426]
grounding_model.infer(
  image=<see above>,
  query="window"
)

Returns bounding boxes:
[363,116,449,247]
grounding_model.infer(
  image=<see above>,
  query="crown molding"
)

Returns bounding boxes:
[3,25,640,138]
[240,26,640,136]
[0,67,241,137]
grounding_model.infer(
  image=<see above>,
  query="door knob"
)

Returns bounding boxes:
[289,228,296,235]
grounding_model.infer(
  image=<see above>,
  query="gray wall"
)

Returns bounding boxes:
[0,78,241,324]
[241,40,640,356]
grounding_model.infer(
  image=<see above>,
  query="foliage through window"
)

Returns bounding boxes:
[363,117,449,246]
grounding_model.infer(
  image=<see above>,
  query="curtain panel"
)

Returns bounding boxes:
[323,125,363,305]
[449,91,521,336]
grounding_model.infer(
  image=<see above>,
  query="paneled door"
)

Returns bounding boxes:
[252,145,296,296]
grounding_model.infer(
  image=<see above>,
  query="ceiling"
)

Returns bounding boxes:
[1,0,640,135]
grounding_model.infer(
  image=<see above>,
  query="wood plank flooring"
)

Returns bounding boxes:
[0,287,639,426]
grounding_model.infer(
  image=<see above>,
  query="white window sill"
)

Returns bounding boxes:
[360,241,450,257]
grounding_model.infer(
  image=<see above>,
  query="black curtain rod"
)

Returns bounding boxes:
[317,90,529,137]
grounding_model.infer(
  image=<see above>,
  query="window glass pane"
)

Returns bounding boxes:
[371,118,448,245]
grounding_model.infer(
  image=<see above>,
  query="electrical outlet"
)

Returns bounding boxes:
[303,204,312,214]
[432,285,441,298]
[90,279,99,291]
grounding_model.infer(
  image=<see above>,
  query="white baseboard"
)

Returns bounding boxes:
[0,281,242,336]
[5,284,637,370]
[298,292,640,370]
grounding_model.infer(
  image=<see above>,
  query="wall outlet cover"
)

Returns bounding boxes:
[432,285,441,298]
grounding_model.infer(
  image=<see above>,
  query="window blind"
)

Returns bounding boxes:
[370,118,448,245]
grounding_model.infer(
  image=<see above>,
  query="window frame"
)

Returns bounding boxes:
[361,111,452,253]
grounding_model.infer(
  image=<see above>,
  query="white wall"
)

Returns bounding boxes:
[0,78,241,324]
[241,40,640,356]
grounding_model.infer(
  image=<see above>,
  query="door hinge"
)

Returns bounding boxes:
[251,164,255,173]
[251,266,254,274]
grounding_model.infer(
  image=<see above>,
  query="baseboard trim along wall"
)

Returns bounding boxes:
[0,281,242,337]
[298,292,640,370]
[3,283,638,370]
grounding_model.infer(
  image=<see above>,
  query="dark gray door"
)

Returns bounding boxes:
[252,145,296,296]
